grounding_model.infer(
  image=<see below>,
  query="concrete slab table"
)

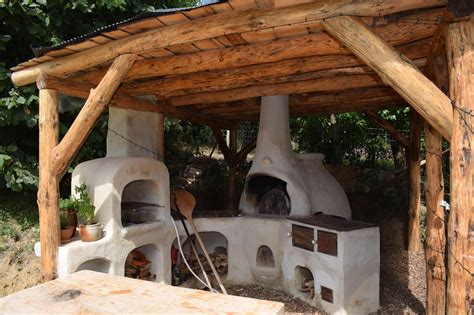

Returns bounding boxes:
[0,270,284,314]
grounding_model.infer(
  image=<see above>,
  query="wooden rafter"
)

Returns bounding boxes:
[166,74,384,107]
[47,54,136,178]
[36,75,236,129]
[120,42,429,98]
[75,9,439,86]
[12,0,446,86]
[321,16,453,141]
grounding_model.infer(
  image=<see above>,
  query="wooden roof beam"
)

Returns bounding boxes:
[322,16,453,140]
[165,74,384,107]
[75,9,440,86]
[46,54,137,178]
[37,75,236,130]
[121,39,430,98]
[12,0,446,86]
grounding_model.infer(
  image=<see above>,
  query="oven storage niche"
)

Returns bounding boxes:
[121,180,165,227]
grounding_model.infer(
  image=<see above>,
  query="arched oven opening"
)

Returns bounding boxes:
[246,174,290,215]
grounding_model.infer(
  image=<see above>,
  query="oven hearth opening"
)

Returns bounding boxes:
[121,180,164,226]
[295,266,315,300]
[246,175,290,215]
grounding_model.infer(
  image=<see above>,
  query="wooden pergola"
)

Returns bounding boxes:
[11,0,473,312]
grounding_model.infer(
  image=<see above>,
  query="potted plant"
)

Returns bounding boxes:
[60,211,75,244]
[74,184,103,242]
[59,196,78,231]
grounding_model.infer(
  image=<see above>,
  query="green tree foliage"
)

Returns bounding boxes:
[291,108,410,168]
[0,0,197,191]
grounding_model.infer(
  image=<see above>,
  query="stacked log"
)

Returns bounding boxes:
[125,249,156,281]
[300,278,315,299]
[177,249,228,276]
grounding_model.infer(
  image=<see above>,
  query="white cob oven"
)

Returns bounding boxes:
[36,96,379,314]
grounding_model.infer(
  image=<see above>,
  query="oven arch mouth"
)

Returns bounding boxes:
[246,174,291,215]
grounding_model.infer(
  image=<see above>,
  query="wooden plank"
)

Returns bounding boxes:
[292,224,314,251]
[446,16,474,314]
[37,88,60,282]
[317,230,337,256]
[408,110,423,252]
[48,54,137,178]
[321,15,453,140]
[321,286,334,303]
[118,18,165,34]
[11,0,447,86]
[424,122,446,314]
[364,110,409,148]
[0,271,284,314]
[36,75,235,129]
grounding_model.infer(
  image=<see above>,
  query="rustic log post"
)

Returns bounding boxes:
[446,15,474,313]
[37,88,60,282]
[408,110,423,252]
[424,122,446,314]
[47,54,136,178]
[157,113,165,162]
[321,16,453,140]
[227,129,238,210]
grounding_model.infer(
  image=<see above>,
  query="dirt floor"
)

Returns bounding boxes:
[0,225,41,297]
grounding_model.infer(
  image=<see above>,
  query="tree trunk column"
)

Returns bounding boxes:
[446,16,474,312]
[424,123,446,314]
[227,129,237,210]
[37,88,60,282]
[408,110,423,252]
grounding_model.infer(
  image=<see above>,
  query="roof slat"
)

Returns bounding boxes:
[118,17,165,34]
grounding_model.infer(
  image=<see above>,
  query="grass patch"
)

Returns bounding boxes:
[0,189,39,252]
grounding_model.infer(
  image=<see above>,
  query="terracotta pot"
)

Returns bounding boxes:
[60,226,75,244]
[60,209,78,230]
[77,223,103,242]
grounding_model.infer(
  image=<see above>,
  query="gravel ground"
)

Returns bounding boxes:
[227,284,321,313]
[379,245,426,314]
[228,245,427,314]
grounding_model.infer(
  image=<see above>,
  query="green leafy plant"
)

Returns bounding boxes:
[59,211,70,230]
[59,196,78,210]
[74,184,96,225]
[63,184,95,225]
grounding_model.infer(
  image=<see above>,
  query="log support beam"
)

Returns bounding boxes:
[364,110,409,149]
[321,16,453,140]
[424,122,446,314]
[446,15,474,313]
[36,75,235,129]
[46,54,137,178]
[408,110,423,252]
[37,88,60,282]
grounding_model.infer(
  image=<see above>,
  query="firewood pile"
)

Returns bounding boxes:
[300,278,315,299]
[125,249,156,281]
[179,251,228,275]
